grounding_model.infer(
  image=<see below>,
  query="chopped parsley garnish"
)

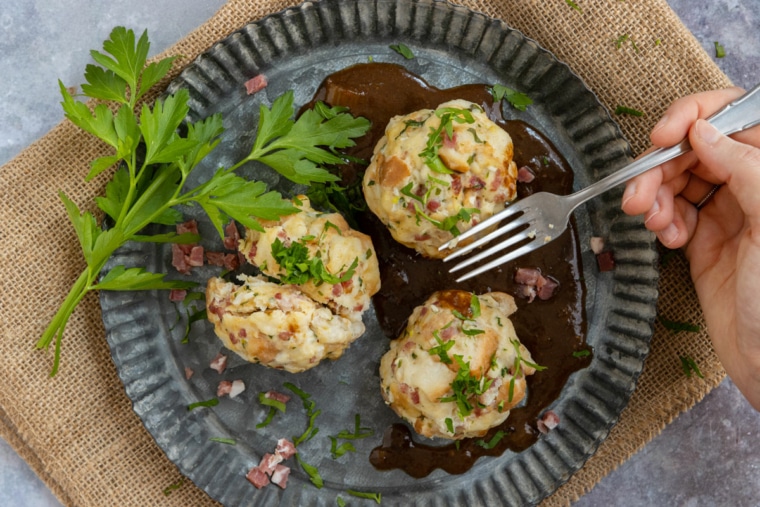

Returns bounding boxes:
[565,0,583,13]
[572,350,591,358]
[615,105,645,117]
[347,490,382,504]
[679,355,704,379]
[295,453,323,489]
[209,437,236,445]
[490,84,533,111]
[476,430,508,449]
[429,330,455,364]
[445,417,454,433]
[285,382,321,446]
[439,355,493,418]
[162,477,185,496]
[271,237,358,286]
[419,106,476,173]
[390,43,415,59]
[413,204,479,236]
[181,306,207,344]
[187,398,219,411]
[714,41,726,58]
[329,414,375,459]
[659,316,701,333]
[337,497,347,507]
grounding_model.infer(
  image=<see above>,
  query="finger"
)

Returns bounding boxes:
[691,120,760,227]
[643,182,677,231]
[679,173,717,206]
[656,196,698,249]
[650,87,745,147]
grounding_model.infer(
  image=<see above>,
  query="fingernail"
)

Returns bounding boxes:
[621,181,637,208]
[696,119,721,145]
[659,223,679,247]
[644,200,660,225]
[651,114,668,135]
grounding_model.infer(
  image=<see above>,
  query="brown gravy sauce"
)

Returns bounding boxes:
[306,63,591,478]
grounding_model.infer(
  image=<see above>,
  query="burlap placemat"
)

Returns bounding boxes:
[0,0,731,505]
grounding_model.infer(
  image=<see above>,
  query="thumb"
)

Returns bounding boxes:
[690,119,760,223]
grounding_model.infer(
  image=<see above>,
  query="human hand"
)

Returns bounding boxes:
[621,88,760,410]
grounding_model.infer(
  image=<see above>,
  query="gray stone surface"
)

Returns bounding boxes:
[0,1,757,506]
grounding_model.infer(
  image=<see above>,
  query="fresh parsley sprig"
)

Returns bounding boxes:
[38,27,369,376]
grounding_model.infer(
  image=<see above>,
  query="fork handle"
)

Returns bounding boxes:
[567,82,760,209]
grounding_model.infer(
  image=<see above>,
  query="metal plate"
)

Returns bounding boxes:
[101,0,658,505]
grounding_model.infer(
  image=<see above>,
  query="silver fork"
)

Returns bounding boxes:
[440,82,760,282]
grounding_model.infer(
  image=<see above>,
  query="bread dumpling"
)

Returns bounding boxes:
[363,100,518,258]
[379,290,538,439]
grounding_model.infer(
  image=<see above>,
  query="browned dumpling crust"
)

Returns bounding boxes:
[379,290,538,439]
[206,275,365,373]
[363,99,518,258]
[239,196,380,318]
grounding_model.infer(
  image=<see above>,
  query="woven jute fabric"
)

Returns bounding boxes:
[0,0,732,505]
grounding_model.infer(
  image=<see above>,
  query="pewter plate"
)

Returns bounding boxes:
[100,0,659,505]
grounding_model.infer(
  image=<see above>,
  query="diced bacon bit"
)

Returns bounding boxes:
[246,467,270,489]
[514,267,559,302]
[188,245,205,266]
[171,221,204,274]
[426,200,441,212]
[596,250,616,272]
[247,244,258,261]
[332,284,344,297]
[209,353,228,374]
[259,453,284,475]
[206,251,240,270]
[184,367,194,380]
[177,219,199,235]
[514,267,542,286]
[171,243,192,274]
[270,464,290,489]
[451,175,462,195]
[278,331,294,341]
[245,74,268,95]
[169,289,187,302]
[590,236,605,255]
[217,380,233,397]
[223,220,240,250]
[414,233,431,241]
[468,176,486,190]
[536,275,559,301]
[537,410,560,434]
[440,325,456,340]
[246,438,295,491]
[275,438,296,459]
[208,303,225,320]
[266,390,291,404]
[442,131,457,148]
[517,165,536,183]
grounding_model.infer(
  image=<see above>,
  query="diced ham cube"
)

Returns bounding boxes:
[177,219,199,235]
[187,245,205,267]
[171,243,191,274]
[514,267,542,286]
[536,275,559,301]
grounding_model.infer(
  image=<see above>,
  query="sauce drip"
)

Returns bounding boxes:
[306,63,591,478]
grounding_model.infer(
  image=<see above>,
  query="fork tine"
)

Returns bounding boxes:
[454,240,540,283]
[443,215,529,262]
[448,227,533,272]
[438,204,523,252]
